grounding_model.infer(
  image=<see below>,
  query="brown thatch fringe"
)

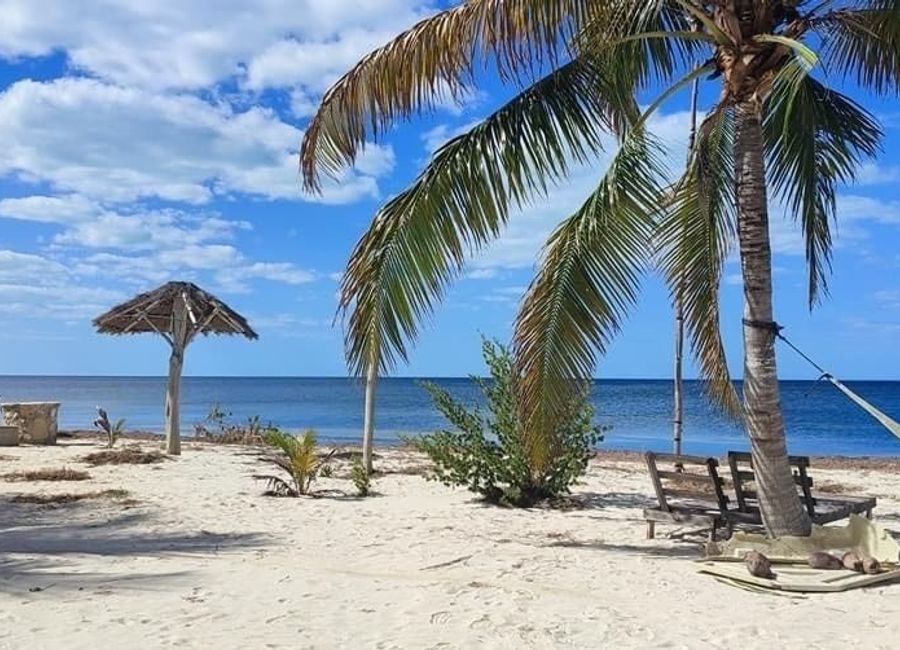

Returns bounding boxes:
[93,281,258,339]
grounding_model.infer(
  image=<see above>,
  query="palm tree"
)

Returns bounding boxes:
[300,1,897,536]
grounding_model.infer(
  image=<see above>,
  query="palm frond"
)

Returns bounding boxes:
[578,0,708,93]
[813,0,900,95]
[300,0,603,189]
[636,62,717,130]
[253,474,298,497]
[764,74,882,306]
[514,132,666,469]
[339,58,637,376]
[658,107,742,418]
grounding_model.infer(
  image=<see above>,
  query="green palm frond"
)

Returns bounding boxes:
[579,0,708,93]
[764,74,882,306]
[813,0,900,95]
[300,0,605,189]
[658,107,742,418]
[339,58,637,376]
[514,132,666,469]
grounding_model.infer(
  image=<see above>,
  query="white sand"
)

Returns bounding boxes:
[1,439,899,649]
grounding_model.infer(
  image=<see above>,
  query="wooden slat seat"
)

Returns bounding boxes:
[643,452,747,541]
[726,451,876,526]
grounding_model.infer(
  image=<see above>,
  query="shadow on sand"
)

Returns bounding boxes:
[0,499,270,593]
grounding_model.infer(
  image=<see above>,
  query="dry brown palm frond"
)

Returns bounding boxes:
[81,448,167,466]
[9,489,132,505]
[300,0,603,190]
[2,467,91,482]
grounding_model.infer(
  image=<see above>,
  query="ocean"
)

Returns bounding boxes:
[1,376,899,457]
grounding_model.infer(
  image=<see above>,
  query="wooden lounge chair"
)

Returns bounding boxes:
[643,452,753,541]
[726,451,876,525]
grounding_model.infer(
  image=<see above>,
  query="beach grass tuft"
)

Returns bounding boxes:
[2,467,91,482]
[81,447,166,466]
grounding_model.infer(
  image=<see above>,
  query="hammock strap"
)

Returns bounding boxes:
[773,325,900,442]
[827,377,900,439]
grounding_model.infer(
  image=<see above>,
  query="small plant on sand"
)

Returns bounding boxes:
[255,429,335,497]
[413,339,604,507]
[351,458,372,497]
[93,407,126,448]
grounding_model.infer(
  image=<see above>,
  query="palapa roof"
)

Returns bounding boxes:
[93,281,258,339]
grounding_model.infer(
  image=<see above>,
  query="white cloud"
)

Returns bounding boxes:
[0,250,69,284]
[835,194,900,224]
[289,90,319,119]
[843,316,900,337]
[0,78,393,205]
[0,249,126,322]
[480,285,528,305]
[421,120,482,155]
[855,162,900,186]
[873,290,900,309]
[0,1,435,91]
[74,243,315,295]
[0,194,97,224]
[466,268,498,280]
[246,28,399,92]
[0,194,317,297]
[216,262,315,293]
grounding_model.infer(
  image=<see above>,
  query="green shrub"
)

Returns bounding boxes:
[351,458,372,497]
[194,404,273,445]
[413,339,604,507]
[254,429,334,497]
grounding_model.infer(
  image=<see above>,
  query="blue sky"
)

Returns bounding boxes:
[0,1,898,380]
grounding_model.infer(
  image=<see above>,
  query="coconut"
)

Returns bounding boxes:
[744,550,776,579]
[808,552,843,570]
[841,551,863,572]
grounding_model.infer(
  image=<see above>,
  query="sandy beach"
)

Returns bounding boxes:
[1,438,899,649]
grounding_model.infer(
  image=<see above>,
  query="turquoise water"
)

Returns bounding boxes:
[1,376,898,457]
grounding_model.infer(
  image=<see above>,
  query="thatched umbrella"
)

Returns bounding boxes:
[93,281,258,455]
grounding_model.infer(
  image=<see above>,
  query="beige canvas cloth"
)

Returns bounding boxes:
[696,515,900,592]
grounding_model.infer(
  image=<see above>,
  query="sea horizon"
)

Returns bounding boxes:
[3,374,899,381]
[3,375,900,459]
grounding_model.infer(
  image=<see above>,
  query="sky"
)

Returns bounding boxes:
[0,1,899,380]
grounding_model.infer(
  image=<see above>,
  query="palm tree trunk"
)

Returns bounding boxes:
[734,99,811,537]
[362,361,377,474]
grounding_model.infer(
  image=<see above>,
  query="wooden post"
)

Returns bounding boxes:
[164,294,190,455]
[673,75,700,459]
[362,362,377,474]
[673,292,684,456]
